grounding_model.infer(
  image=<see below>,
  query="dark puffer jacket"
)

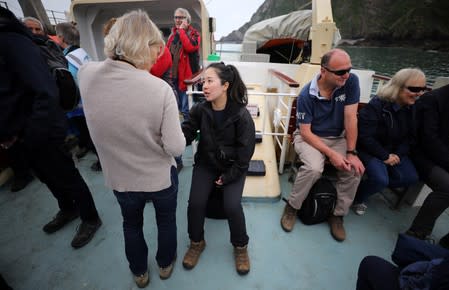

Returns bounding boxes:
[357,96,414,164]
[182,99,255,184]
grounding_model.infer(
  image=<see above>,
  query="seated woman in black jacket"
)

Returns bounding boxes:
[406,84,449,248]
[352,68,426,215]
[181,63,255,275]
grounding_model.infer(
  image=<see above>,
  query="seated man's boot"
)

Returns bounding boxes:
[280,202,297,232]
[234,245,250,275]
[182,240,206,269]
[328,214,346,241]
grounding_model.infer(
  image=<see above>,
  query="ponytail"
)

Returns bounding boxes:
[207,62,248,105]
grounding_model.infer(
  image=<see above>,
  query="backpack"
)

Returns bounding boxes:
[297,177,337,225]
[37,39,80,112]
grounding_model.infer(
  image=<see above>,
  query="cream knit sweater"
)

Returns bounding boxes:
[79,58,185,192]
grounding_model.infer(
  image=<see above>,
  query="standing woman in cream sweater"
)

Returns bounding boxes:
[78,10,185,288]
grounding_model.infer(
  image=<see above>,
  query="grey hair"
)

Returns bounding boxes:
[22,16,43,30]
[55,22,80,46]
[174,8,191,24]
[377,68,426,102]
[104,10,163,69]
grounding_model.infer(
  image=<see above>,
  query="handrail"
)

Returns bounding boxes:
[373,73,391,81]
[268,69,300,88]
[184,68,204,86]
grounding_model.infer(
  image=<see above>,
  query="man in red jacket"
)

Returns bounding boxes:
[167,8,201,122]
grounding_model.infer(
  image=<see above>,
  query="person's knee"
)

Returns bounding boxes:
[368,169,389,189]
[223,199,243,217]
[188,196,208,212]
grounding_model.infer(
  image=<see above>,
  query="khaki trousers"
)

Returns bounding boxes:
[288,133,361,216]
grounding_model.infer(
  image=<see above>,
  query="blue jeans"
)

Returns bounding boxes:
[113,166,178,275]
[355,156,418,203]
[174,78,189,121]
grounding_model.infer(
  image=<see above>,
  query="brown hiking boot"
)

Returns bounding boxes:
[280,202,297,232]
[328,215,346,241]
[159,254,177,280]
[234,245,250,275]
[133,271,149,288]
[182,240,206,269]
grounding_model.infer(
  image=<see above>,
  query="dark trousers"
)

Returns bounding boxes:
[174,78,189,121]
[7,141,32,179]
[113,166,178,275]
[355,156,418,203]
[24,142,99,221]
[69,116,95,151]
[188,164,249,247]
[356,256,400,290]
[410,165,449,235]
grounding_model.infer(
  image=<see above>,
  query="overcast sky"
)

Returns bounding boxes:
[3,0,265,39]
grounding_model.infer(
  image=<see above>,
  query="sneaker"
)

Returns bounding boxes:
[10,174,34,192]
[71,218,102,249]
[328,215,346,242]
[234,245,250,275]
[159,255,177,280]
[134,271,149,288]
[280,202,297,232]
[352,203,367,215]
[439,232,449,249]
[90,160,102,171]
[182,240,206,269]
[43,210,79,234]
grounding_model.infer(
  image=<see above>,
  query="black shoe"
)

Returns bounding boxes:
[10,174,34,192]
[439,233,449,249]
[75,147,89,159]
[43,210,79,233]
[90,160,102,171]
[71,218,102,249]
[176,163,184,173]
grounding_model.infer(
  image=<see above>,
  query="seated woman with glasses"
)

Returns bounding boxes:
[352,68,426,215]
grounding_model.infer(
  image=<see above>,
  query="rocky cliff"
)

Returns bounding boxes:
[220,0,449,48]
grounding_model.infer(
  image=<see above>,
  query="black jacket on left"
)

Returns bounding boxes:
[182,99,256,185]
[0,8,67,146]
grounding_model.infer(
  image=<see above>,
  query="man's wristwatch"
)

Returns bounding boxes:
[346,150,358,156]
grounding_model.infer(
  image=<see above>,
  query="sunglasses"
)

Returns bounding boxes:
[405,86,427,93]
[174,16,186,20]
[322,66,352,76]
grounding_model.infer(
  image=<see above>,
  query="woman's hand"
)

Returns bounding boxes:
[384,154,400,166]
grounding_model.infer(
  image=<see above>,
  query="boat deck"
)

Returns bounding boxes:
[1,150,449,290]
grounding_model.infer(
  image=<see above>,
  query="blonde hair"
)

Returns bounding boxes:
[104,10,162,69]
[377,68,426,102]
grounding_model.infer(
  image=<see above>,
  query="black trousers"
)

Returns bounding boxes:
[187,164,249,247]
[410,165,449,235]
[7,141,32,179]
[69,116,95,151]
[24,141,99,222]
[356,256,400,290]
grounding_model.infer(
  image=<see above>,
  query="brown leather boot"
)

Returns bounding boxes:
[328,214,346,241]
[182,240,206,269]
[234,245,250,275]
[280,202,297,232]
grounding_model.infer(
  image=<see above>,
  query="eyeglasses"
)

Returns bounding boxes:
[174,16,186,20]
[322,66,352,76]
[405,86,427,93]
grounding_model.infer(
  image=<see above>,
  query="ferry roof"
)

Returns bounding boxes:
[70,0,211,60]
